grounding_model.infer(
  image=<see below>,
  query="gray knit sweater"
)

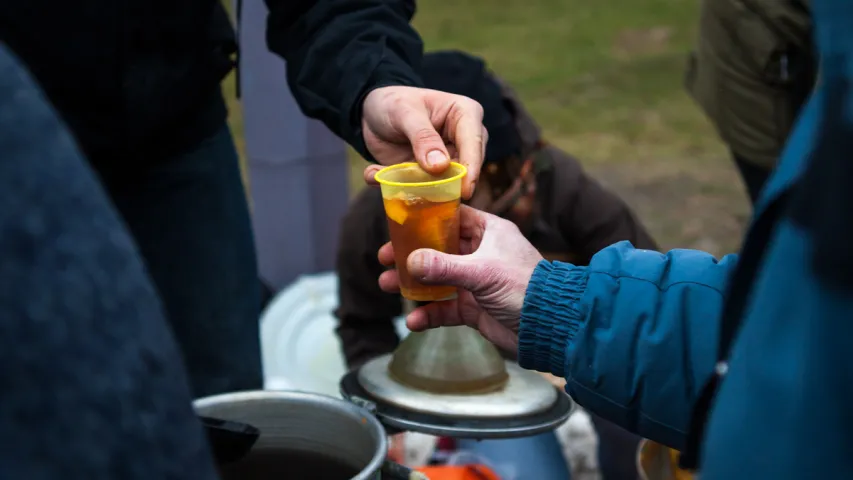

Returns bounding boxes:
[0,44,217,479]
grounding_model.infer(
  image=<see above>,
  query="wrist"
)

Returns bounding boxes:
[517,261,589,378]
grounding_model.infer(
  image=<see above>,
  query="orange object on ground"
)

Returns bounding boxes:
[416,464,501,480]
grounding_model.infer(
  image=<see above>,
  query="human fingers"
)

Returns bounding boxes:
[476,312,520,355]
[378,241,395,267]
[406,249,485,292]
[406,301,467,331]
[445,97,485,199]
[481,125,488,165]
[457,205,489,244]
[363,164,384,186]
[445,144,459,160]
[392,101,450,175]
[378,269,401,294]
[407,295,518,354]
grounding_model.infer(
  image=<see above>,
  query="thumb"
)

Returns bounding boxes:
[397,106,450,174]
[407,249,482,292]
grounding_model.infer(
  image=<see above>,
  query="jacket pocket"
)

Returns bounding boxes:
[685,0,812,169]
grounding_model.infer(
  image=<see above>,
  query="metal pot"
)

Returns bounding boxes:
[194,390,388,480]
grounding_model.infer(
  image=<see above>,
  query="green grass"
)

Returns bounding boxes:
[412,0,725,162]
[224,0,750,255]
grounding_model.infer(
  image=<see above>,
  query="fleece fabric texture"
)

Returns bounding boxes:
[0,44,217,480]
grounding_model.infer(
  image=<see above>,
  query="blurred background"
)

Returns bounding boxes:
[220,2,759,478]
[225,0,750,258]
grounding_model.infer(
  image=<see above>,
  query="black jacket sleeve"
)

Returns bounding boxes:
[264,0,424,161]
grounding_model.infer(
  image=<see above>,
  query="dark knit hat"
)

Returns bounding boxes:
[421,51,523,164]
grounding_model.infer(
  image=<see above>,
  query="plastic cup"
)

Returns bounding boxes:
[374,162,467,302]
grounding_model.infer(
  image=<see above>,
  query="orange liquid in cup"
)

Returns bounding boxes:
[383,194,461,302]
[375,162,466,302]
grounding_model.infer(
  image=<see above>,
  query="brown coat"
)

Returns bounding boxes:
[334,146,658,369]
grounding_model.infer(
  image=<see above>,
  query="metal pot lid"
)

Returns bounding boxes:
[341,355,574,439]
[359,354,556,418]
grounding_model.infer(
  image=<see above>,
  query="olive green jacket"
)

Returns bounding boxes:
[686,0,815,169]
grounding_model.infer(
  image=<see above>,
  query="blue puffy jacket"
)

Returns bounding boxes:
[517,1,853,477]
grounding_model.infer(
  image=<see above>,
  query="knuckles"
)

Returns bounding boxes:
[413,127,441,145]
[459,95,485,118]
[425,253,453,282]
[475,262,513,291]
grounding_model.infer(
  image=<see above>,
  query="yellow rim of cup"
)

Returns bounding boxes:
[374,162,468,188]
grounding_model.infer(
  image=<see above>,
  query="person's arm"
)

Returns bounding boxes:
[335,189,405,370]
[264,0,423,161]
[518,241,738,450]
[547,147,659,262]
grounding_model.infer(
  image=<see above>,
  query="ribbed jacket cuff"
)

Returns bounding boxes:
[518,260,589,378]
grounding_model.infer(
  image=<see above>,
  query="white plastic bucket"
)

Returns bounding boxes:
[260,272,409,397]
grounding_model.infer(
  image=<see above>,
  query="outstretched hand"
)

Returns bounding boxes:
[377,205,543,353]
[360,86,487,199]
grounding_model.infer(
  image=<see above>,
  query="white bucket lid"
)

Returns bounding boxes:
[260,272,409,398]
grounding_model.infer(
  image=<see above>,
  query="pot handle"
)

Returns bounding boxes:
[199,415,261,465]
